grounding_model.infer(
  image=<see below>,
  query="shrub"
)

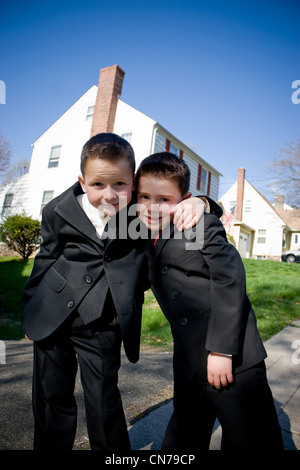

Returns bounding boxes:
[0,213,41,259]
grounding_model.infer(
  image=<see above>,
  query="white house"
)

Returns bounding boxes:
[220,168,300,260]
[0,65,221,222]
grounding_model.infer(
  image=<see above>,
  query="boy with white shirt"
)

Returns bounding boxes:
[21,133,205,450]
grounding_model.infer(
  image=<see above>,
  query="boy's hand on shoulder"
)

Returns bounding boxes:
[171,197,206,231]
[207,352,233,390]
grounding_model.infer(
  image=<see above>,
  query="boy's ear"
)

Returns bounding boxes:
[78,175,86,193]
[182,192,192,200]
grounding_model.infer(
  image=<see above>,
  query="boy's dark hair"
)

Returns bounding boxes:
[80,133,135,176]
[136,152,190,196]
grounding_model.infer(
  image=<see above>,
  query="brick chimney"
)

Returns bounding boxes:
[90,65,125,137]
[235,168,245,220]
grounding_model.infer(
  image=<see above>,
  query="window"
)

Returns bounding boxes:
[197,165,209,194]
[245,200,251,212]
[121,132,132,143]
[86,105,94,121]
[40,190,54,214]
[257,229,266,244]
[48,145,61,168]
[295,234,298,244]
[230,201,236,214]
[169,143,179,156]
[2,193,13,217]
[200,168,208,193]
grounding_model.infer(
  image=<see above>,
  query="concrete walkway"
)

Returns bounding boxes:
[0,320,299,451]
[129,320,300,451]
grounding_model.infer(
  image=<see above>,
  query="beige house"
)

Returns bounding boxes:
[220,168,300,260]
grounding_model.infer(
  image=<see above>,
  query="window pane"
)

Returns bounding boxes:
[245,200,251,212]
[169,143,179,156]
[40,190,54,215]
[86,105,94,121]
[121,132,132,143]
[200,168,207,193]
[48,146,61,168]
[42,190,54,204]
[2,193,14,216]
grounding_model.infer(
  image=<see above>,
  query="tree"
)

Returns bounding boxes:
[1,158,30,184]
[0,213,41,259]
[268,136,300,207]
[0,132,11,178]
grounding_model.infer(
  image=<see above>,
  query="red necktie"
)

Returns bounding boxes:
[153,231,161,246]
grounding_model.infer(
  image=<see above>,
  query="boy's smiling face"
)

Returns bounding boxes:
[79,157,135,216]
[137,175,190,231]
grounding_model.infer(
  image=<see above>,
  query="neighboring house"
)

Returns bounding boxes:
[220,168,300,260]
[0,65,221,222]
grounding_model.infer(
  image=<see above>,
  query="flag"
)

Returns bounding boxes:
[223,208,235,235]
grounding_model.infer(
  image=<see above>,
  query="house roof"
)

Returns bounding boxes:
[153,122,222,177]
[275,209,300,230]
[244,179,300,231]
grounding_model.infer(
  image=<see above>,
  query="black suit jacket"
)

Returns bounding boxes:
[21,182,148,363]
[147,214,267,377]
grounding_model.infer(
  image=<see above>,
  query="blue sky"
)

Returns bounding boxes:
[1,0,299,200]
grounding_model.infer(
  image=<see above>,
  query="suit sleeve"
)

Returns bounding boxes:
[200,214,247,356]
[21,204,62,310]
[196,195,223,218]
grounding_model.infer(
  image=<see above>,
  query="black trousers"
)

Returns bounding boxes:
[162,339,284,451]
[32,313,130,450]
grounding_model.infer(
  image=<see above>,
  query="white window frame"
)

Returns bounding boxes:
[257,229,266,244]
[245,200,251,212]
[200,168,208,193]
[169,143,179,156]
[121,132,132,143]
[40,190,54,214]
[86,105,95,121]
[1,193,14,217]
[48,145,61,168]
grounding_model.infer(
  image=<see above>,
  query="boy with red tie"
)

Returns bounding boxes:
[136,152,284,451]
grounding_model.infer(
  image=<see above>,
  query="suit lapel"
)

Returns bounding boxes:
[147,223,175,262]
[54,182,106,248]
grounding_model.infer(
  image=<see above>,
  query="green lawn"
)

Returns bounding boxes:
[141,259,300,347]
[1,257,300,346]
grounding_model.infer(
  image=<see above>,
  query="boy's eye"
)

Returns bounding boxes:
[138,194,149,200]
[115,182,125,186]
[94,182,103,187]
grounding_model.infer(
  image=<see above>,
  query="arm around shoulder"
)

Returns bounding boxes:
[201,214,247,356]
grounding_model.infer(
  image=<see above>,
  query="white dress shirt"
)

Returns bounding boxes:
[77,193,110,239]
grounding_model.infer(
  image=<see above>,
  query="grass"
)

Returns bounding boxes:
[242,259,300,341]
[0,257,300,346]
[0,256,33,339]
[141,259,300,348]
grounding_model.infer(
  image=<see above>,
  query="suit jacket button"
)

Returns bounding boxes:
[171,291,178,300]
[67,301,74,308]
[161,266,168,275]
[85,275,92,284]
[180,317,188,326]
[105,254,112,262]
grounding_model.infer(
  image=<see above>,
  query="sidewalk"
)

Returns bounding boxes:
[0,320,299,450]
[129,320,300,451]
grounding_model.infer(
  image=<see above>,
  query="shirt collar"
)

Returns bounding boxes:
[77,193,110,239]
